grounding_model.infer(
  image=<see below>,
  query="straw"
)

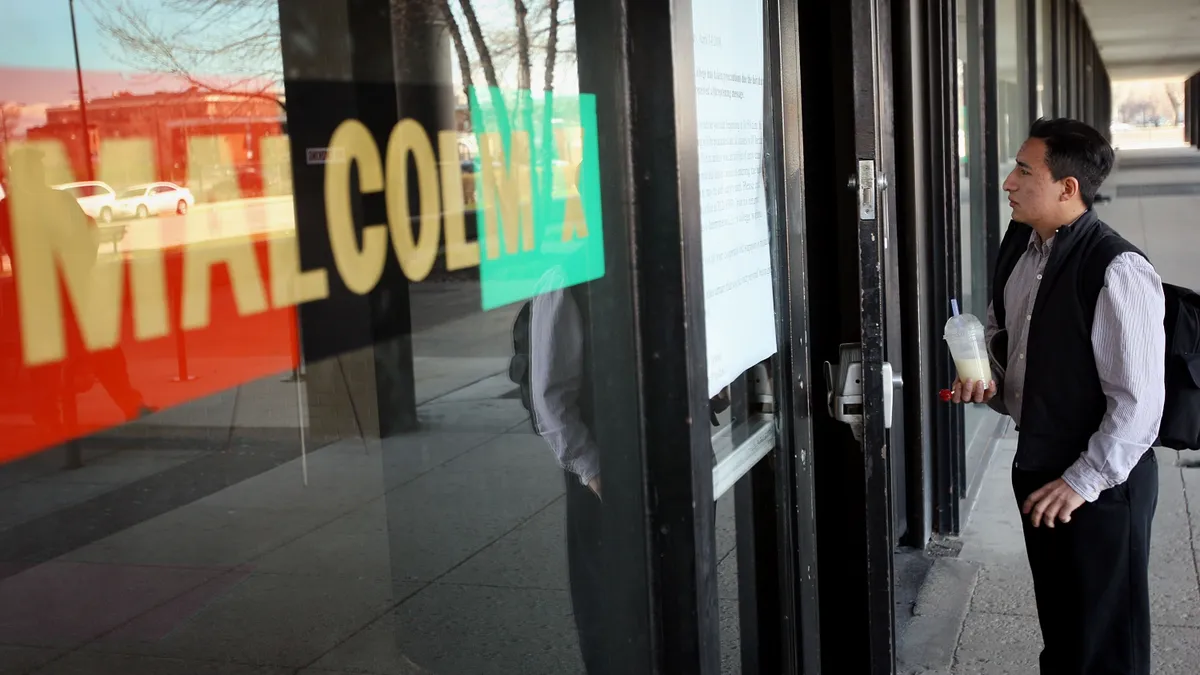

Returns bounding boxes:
[950,298,966,334]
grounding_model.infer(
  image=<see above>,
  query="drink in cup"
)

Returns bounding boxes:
[944,299,992,387]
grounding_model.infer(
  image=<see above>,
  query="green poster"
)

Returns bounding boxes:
[468,86,605,309]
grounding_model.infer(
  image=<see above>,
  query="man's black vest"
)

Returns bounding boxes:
[993,210,1146,473]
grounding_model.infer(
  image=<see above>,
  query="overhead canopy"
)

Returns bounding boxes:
[1081,0,1200,81]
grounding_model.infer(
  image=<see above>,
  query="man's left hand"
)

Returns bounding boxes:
[1022,478,1086,528]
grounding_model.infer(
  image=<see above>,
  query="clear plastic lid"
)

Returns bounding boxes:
[944,299,984,339]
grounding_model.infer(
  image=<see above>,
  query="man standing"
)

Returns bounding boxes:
[952,118,1165,674]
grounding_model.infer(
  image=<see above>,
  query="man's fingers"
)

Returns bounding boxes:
[1029,496,1050,528]
[1022,487,1046,514]
[1042,500,1060,528]
[950,379,998,405]
[1059,500,1081,524]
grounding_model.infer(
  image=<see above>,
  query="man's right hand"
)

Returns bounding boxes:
[951,379,997,404]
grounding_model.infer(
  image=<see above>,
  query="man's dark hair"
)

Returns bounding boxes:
[1027,117,1114,208]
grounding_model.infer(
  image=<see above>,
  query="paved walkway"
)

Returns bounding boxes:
[900,146,1200,674]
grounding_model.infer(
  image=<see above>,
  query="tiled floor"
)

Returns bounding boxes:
[0,340,744,674]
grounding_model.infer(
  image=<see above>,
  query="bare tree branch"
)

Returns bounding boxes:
[437,0,475,102]
[457,0,499,89]
[86,0,285,111]
[543,0,559,91]
[514,0,532,91]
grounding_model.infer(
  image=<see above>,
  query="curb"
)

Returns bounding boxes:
[896,556,981,675]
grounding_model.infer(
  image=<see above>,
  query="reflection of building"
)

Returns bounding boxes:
[25,87,286,200]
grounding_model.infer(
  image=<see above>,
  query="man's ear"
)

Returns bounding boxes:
[1060,176,1081,202]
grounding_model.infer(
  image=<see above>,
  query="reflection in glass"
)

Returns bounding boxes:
[995,0,1029,239]
[1035,0,1051,118]
[0,1,662,673]
[957,0,991,457]
[957,0,985,321]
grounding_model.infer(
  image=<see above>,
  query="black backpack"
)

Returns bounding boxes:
[1157,282,1200,450]
[508,298,541,434]
[1086,238,1200,450]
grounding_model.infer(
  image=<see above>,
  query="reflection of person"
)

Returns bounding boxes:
[527,162,725,673]
[526,158,605,671]
[0,147,153,432]
[952,118,1164,674]
[528,271,607,671]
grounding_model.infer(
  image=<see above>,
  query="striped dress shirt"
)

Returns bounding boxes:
[529,267,602,486]
[985,228,1166,502]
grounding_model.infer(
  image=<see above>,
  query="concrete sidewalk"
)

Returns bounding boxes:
[900,432,1200,674]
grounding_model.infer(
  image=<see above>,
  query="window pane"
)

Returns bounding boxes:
[995,0,1029,240]
[1036,0,1049,117]
[692,0,791,667]
[0,2,649,673]
[959,0,992,460]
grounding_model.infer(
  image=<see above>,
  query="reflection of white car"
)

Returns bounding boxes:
[112,182,195,219]
[53,181,118,223]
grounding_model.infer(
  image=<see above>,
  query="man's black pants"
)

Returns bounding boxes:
[1012,449,1158,675]
[565,472,606,673]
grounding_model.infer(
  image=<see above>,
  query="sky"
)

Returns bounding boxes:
[2,0,175,71]
[1,0,580,86]
[0,0,582,133]
[0,0,277,134]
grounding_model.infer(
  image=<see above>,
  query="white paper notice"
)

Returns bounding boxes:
[693,0,777,398]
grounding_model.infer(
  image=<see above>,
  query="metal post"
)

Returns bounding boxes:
[68,0,95,182]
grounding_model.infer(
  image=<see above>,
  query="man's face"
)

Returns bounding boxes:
[1002,137,1067,227]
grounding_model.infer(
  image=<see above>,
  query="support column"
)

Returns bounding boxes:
[1184,78,1191,146]
[1189,74,1195,148]
[278,0,453,442]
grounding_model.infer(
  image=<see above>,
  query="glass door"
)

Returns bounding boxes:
[675,0,818,671]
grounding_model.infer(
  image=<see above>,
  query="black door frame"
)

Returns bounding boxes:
[797,0,897,671]
[588,0,823,671]
[771,0,825,669]
[846,0,899,670]
[875,0,910,545]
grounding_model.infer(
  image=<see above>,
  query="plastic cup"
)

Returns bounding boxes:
[944,311,992,386]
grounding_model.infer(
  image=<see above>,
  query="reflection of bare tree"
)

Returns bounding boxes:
[544,0,560,91]
[87,0,287,110]
[86,0,572,120]
[514,0,532,91]
[439,0,475,100]
[458,0,501,89]
[461,0,574,93]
